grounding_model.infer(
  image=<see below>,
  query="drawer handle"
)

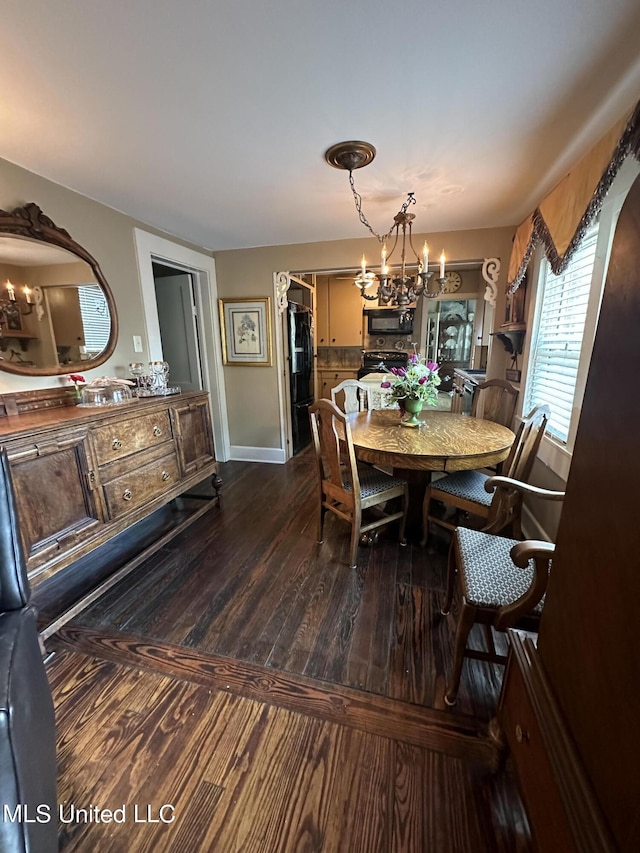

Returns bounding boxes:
[153,425,163,437]
[112,439,122,450]
[161,470,170,481]
[515,724,529,744]
[122,489,133,501]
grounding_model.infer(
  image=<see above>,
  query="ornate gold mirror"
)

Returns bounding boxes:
[0,203,118,376]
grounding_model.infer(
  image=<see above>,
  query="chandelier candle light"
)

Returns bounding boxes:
[325,141,448,307]
[0,279,34,329]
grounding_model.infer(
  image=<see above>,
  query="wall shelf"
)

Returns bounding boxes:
[0,331,37,352]
[491,324,526,356]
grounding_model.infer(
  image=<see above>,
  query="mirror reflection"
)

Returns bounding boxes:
[0,236,111,370]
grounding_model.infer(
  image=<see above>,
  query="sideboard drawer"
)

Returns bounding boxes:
[92,410,172,464]
[102,453,180,519]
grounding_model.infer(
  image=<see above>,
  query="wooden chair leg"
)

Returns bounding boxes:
[441,538,457,615]
[399,488,408,546]
[317,498,326,544]
[445,603,476,706]
[482,624,497,659]
[420,485,433,547]
[349,510,362,568]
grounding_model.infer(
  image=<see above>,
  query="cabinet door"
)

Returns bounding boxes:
[450,371,464,413]
[319,370,359,399]
[171,398,216,476]
[316,277,329,345]
[329,279,363,346]
[8,436,103,571]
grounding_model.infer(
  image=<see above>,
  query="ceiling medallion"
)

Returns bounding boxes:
[325,141,447,307]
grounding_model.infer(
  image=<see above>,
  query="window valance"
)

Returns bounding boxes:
[507,99,640,292]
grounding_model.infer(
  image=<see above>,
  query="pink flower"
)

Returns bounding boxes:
[67,374,85,384]
[380,380,391,388]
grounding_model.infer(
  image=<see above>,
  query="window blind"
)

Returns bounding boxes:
[525,224,599,443]
[78,284,110,354]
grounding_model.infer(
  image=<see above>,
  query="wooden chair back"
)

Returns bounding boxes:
[309,398,359,508]
[471,378,518,428]
[486,404,551,533]
[330,379,370,414]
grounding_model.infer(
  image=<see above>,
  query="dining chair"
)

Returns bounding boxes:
[421,404,550,547]
[330,379,370,414]
[309,399,408,568]
[471,378,519,475]
[441,476,565,705]
[471,378,518,428]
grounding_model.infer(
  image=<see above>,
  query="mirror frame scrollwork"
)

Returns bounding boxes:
[0,202,119,376]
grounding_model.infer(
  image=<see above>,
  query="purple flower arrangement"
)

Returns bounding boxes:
[380,351,441,407]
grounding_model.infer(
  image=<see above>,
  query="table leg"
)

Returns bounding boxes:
[393,467,432,541]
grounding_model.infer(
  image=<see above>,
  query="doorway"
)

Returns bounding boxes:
[152,262,203,393]
[134,228,230,461]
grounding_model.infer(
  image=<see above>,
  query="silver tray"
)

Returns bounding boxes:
[135,386,182,397]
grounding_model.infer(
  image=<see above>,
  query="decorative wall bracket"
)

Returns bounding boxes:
[274,271,291,314]
[482,258,500,306]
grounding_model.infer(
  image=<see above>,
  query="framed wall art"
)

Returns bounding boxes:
[219,297,272,366]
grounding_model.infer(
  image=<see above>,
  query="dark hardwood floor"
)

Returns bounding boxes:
[44,451,531,851]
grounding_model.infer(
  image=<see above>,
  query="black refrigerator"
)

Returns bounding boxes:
[288,301,314,455]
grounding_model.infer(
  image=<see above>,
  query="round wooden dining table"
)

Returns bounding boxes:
[345,408,515,536]
[345,408,515,472]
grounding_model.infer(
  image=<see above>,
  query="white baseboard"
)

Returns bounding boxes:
[521,504,552,543]
[229,445,286,464]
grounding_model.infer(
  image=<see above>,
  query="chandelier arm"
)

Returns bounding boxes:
[385,224,401,265]
[405,220,422,266]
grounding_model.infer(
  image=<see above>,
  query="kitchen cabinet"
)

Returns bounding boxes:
[426,299,476,391]
[0,390,219,586]
[317,369,359,399]
[450,368,486,415]
[316,276,363,346]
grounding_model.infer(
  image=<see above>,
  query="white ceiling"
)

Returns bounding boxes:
[1,1,639,252]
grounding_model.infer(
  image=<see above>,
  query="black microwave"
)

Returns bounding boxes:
[365,308,415,335]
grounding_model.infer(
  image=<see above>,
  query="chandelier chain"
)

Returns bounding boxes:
[348,171,416,244]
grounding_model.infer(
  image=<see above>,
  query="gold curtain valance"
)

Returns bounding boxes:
[507,99,640,292]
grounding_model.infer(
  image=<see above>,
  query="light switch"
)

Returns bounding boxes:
[133,335,143,352]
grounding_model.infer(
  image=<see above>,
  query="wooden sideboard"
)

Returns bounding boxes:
[497,631,615,852]
[0,390,220,588]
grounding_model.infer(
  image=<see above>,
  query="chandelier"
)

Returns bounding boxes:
[0,279,34,330]
[325,141,447,307]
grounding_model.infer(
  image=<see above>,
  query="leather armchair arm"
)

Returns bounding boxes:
[485,475,565,500]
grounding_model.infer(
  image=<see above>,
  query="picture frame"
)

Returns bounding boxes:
[505,368,522,383]
[218,297,272,366]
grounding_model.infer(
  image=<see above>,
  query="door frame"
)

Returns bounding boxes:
[273,271,316,461]
[134,228,230,461]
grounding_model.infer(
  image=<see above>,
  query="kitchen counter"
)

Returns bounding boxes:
[454,368,486,385]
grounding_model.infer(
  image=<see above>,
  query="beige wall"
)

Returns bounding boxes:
[0,156,209,393]
[214,226,516,450]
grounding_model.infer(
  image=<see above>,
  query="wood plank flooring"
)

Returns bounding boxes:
[47,646,530,853]
[63,452,507,721]
[43,451,530,850]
